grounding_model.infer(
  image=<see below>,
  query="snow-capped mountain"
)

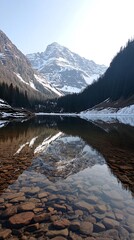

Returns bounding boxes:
[0,30,61,103]
[27,42,107,94]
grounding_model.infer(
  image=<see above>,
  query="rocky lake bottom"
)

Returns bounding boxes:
[0,116,134,240]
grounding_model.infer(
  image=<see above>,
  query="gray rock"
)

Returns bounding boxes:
[103,217,120,229]
[93,222,105,232]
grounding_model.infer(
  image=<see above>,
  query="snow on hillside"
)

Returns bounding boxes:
[34,74,62,97]
[27,43,107,94]
[0,98,12,109]
[79,104,134,126]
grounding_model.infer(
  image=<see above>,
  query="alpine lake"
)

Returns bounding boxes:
[0,116,134,240]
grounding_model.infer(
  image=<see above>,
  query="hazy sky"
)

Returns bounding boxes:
[0,0,134,65]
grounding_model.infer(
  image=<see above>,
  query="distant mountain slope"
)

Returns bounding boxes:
[27,42,107,94]
[56,39,134,112]
[0,30,61,107]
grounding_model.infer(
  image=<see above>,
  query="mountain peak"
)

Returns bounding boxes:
[27,44,107,95]
[47,42,62,48]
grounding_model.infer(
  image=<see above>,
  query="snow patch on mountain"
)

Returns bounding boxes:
[14,73,28,85]
[60,85,81,93]
[27,43,107,94]
[34,74,62,96]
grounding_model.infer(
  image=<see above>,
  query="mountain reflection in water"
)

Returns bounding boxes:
[0,116,134,239]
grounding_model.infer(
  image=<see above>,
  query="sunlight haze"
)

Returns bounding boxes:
[0,0,134,65]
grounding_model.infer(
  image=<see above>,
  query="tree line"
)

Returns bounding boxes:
[55,39,134,112]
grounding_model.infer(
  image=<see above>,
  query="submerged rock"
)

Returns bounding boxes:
[103,217,120,229]
[79,221,93,235]
[9,212,34,227]
[0,229,12,239]
[46,228,68,237]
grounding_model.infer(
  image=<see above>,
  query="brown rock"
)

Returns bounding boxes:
[48,194,59,201]
[115,213,124,221]
[53,219,70,229]
[100,229,119,239]
[21,187,40,194]
[54,204,66,211]
[34,212,50,222]
[84,215,96,224]
[106,211,115,219]
[10,196,26,203]
[28,187,40,194]
[48,207,55,213]
[119,227,129,239]
[18,202,35,212]
[50,215,60,222]
[87,195,98,204]
[4,203,12,208]
[4,192,24,200]
[24,223,39,232]
[75,210,83,216]
[80,222,93,235]
[69,231,83,240]
[2,206,17,217]
[9,212,34,227]
[75,201,94,213]
[103,217,120,229]
[0,198,4,203]
[41,197,47,203]
[93,213,106,221]
[38,192,48,199]
[0,229,12,239]
[33,208,44,213]
[95,204,107,213]
[46,229,68,237]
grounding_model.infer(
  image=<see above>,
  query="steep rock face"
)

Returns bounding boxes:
[0,30,61,103]
[27,42,107,94]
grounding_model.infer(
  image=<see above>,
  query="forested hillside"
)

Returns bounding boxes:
[0,30,60,109]
[56,40,134,112]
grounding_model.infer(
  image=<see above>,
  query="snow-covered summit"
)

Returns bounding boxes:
[27,43,107,94]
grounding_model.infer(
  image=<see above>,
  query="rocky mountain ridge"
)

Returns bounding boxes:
[0,30,61,106]
[27,42,107,94]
